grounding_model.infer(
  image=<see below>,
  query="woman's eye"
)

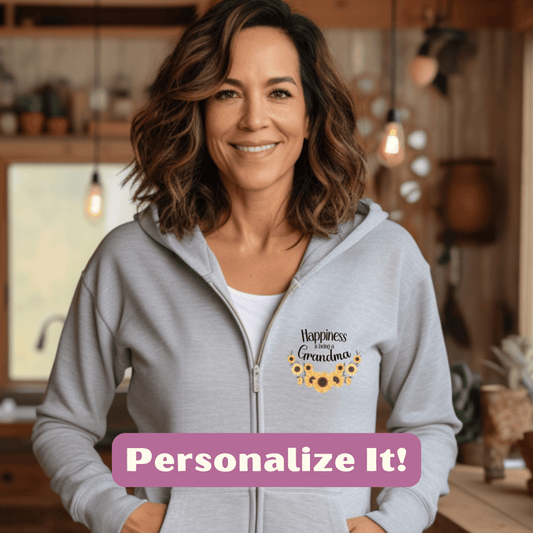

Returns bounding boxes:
[215,90,239,100]
[271,89,292,99]
[214,88,292,100]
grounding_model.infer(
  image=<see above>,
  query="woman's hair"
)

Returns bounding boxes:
[122,0,368,240]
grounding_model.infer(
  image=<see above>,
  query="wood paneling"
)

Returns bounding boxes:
[321,27,522,374]
[513,0,533,31]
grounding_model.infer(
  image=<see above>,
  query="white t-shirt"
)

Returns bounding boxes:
[228,286,285,360]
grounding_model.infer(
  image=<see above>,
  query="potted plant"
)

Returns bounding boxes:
[450,361,483,465]
[481,335,533,481]
[16,93,44,136]
[41,84,69,135]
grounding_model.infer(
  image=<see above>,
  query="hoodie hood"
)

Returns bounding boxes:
[134,198,390,290]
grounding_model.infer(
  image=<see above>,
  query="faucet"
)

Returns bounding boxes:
[35,314,66,351]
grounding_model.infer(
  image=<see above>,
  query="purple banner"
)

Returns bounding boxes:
[112,433,421,488]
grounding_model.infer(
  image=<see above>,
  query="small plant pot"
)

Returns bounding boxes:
[46,116,69,135]
[516,431,533,495]
[20,111,45,136]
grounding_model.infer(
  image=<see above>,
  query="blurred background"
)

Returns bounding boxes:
[0,0,533,531]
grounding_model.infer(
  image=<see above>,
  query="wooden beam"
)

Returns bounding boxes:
[206,0,514,28]
[513,0,533,31]
[5,0,195,5]
[0,0,518,29]
[0,26,185,39]
[290,0,513,29]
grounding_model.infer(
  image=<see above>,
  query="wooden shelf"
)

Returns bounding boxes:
[0,25,185,38]
[0,0,196,38]
[0,0,522,32]
[0,134,133,161]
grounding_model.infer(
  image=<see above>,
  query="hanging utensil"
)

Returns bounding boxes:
[441,245,471,347]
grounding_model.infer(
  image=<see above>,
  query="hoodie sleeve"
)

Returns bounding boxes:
[31,274,148,533]
[364,261,463,533]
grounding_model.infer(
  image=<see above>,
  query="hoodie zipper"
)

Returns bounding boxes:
[208,279,299,533]
[208,279,299,389]
[253,280,299,390]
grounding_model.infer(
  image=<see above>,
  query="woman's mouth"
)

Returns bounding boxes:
[232,143,279,154]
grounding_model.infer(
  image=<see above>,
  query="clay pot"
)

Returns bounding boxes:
[480,385,533,482]
[20,111,44,136]
[46,116,69,135]
[516,431,533,495]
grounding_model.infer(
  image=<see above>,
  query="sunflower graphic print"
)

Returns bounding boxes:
[287,351,362,393]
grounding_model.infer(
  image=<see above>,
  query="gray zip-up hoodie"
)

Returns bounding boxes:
[31,197,462,533]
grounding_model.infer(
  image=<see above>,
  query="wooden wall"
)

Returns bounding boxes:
[322,27,523,376]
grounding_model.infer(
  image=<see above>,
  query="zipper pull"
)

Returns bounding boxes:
[253,365,260,393]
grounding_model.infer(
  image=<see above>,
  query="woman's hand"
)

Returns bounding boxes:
[120,502,168,533]
[346,516,387,533]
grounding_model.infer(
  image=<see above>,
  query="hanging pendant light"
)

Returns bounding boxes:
[377,0,406,169]
[85,0,103,220]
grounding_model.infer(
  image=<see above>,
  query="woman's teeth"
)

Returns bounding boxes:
[234,143,276,152]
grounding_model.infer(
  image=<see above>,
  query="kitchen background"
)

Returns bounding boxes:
[0,0,532,531]
[1,18,523,382]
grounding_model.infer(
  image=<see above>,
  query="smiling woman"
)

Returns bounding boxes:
[123,0,367,243]
[31,1,462,533]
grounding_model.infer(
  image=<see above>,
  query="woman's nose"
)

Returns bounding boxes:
[238,96,269,131]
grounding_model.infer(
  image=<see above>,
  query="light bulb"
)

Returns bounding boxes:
[85,171,103,219]
[408,55,439,87]
[377,110,405,168]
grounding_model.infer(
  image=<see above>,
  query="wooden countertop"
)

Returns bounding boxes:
[429,464,533,533]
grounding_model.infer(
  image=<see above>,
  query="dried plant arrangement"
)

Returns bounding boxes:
[484,335,533,400]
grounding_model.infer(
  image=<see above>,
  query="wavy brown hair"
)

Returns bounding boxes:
[122,0,368,240]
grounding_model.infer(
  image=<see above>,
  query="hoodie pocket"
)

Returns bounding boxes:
[158,487,250,533]
[263,488,349,533]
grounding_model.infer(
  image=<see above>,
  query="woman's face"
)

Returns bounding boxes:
[204,26,309,196]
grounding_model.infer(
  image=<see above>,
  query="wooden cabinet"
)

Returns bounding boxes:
[0,436,121,533]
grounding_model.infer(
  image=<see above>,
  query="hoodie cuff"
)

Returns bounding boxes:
[364,488,431,533]
[75,487,148,533]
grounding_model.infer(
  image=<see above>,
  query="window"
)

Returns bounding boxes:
[8,163,136,382]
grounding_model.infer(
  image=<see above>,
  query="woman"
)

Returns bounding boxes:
[31,1,462,532]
